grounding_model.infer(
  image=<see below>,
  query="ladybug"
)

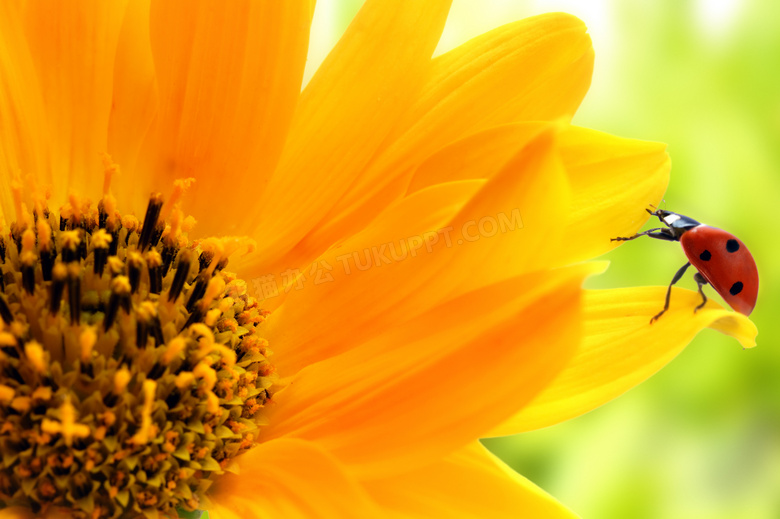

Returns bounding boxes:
[612,208,758,323]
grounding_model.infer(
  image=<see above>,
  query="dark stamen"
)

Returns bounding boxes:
[104,276,131,332]
[67,266,81,325]
[165,389,181,409]
[109,231,120,256]
[150,223,165,250]
[0,294,14,324]
[40,248,56,281]
[150,316,164,346]
[43,375,59,392]
[78,228,88,260]
[49,264,67,315]
[138,194,164,252]
[216,256,229,271]
[119,291,132,314]
[168,251,192,303]
[21,261,35,295]
[103,392,118,407]
[3,365,24,385]
[61,232,81,263]
[185,271,209,313]
[19,233,38,296]
[161,245,178,277]
[94,248,108,276]
[198,251,214,272]
[136,319,149,349]
[11,227,23,254]
[147,251,163,295]
[98,200,108,229]
[138,303,158,351]
[92,230,112,277]
[181,305,203,331]
[147,362,166,380]
[80,361,94,378]
[9,336,22,351]
[127,253,144,294]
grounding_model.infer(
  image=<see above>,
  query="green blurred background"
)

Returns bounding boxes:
[307,1,780,518]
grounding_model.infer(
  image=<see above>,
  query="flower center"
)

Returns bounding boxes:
[0,190,275,518]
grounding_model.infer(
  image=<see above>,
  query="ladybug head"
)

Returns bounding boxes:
[651,209,702,236]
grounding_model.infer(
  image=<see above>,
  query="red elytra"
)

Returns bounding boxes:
[680,226,757,315]
[612,209,758,323]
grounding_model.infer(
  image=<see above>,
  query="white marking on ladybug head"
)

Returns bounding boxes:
[661,213,681,226]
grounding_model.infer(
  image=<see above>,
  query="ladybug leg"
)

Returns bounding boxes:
[693,272,709,313]
[650,261,692,323]
[611,228,674,242]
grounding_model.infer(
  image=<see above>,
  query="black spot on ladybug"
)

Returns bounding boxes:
[726,239,740,253]
[729,281,743,296]
[699,250,711,261]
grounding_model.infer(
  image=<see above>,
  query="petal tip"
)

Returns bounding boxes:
[540,11,589,32]
[706,310,758,349]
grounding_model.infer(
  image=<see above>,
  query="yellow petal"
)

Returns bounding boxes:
[411,11,593,129]
[0,2,51,219]
[262,263,596,479]
[106,0,157,208]
[265,126,568,374]
[559,126,671,264]
[243,0,452,271]
[405,122,549,194]
[489,286,757,436]
[259,122,545,283]
[23,0,128,200]
[265,179,483,374]
[137,1,313,233]
[438,126,570,293]
[405,123,670,268]
[365,442,578,518]
[209,438,379,519]
[289,13,594,272]
[378,12,594,177]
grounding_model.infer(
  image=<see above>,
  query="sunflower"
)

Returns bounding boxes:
[0,1,757,518]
